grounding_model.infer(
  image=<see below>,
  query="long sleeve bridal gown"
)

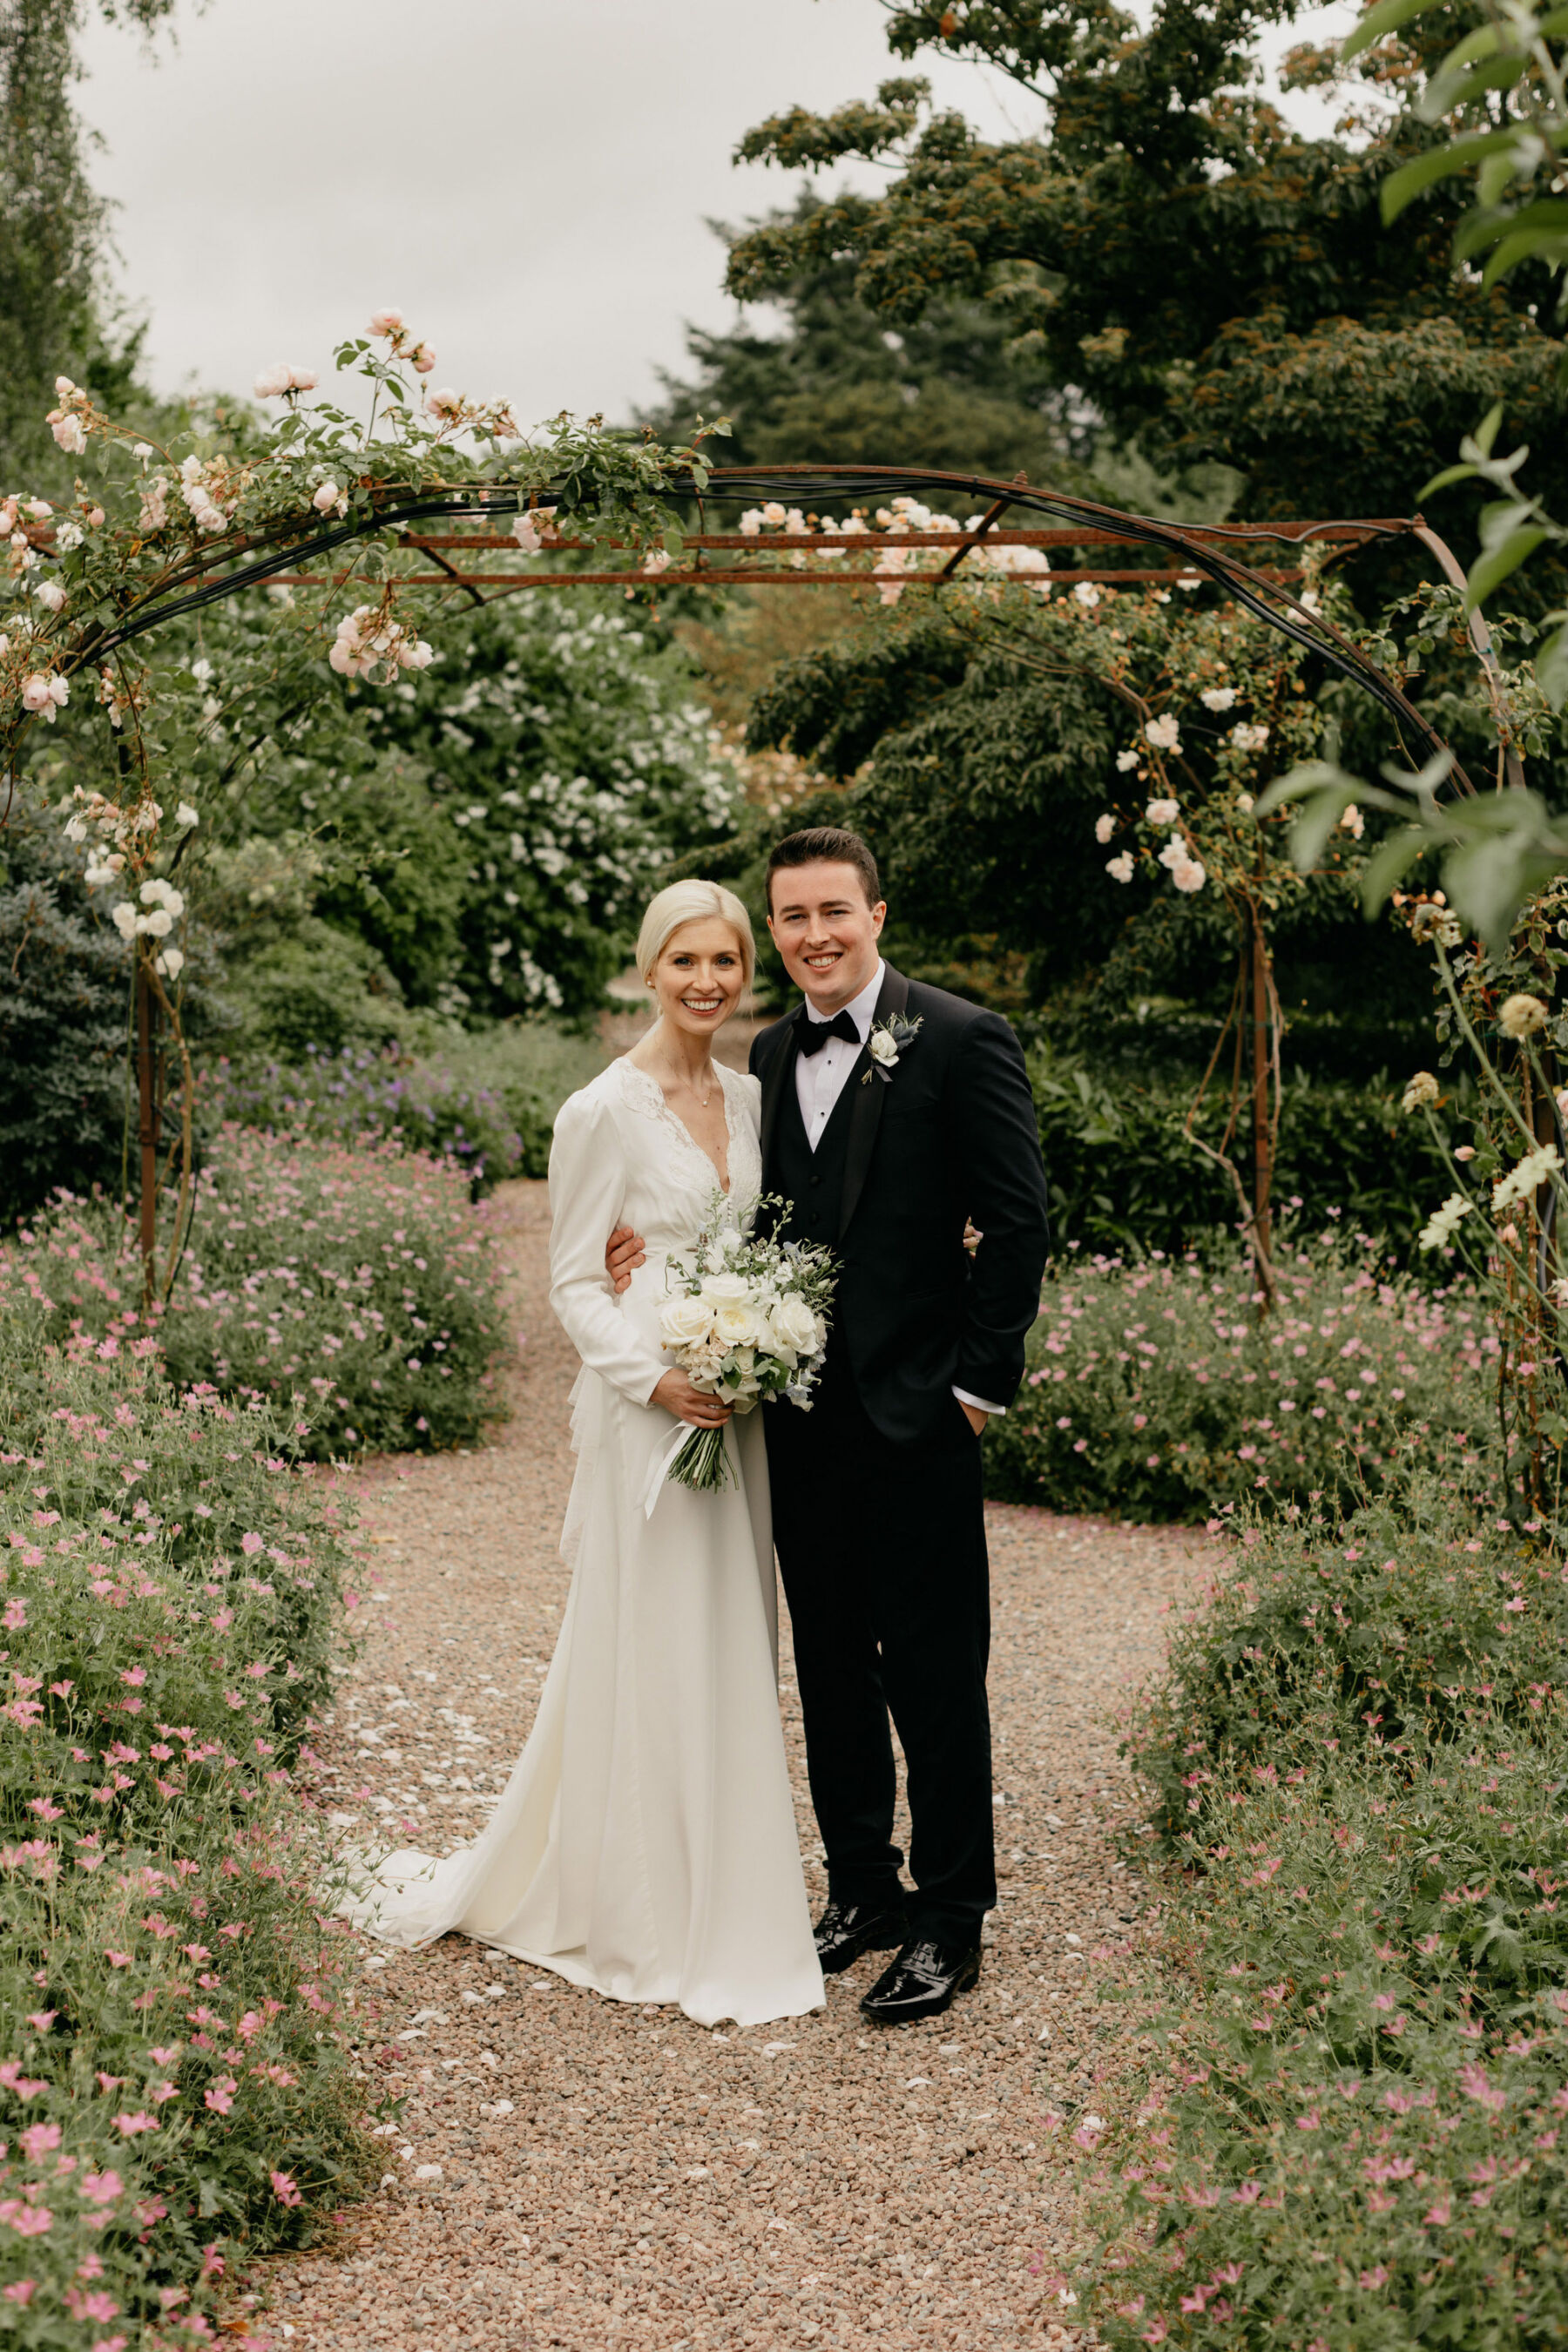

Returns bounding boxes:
[344,1054,825,2030]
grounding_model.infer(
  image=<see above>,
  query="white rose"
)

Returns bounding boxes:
[700,1272,754,1304]
[1094,814,1115,844]
[868,1030,899,1067]
[141,907,174,937]
[768,1295,821,1355]
[110,901,137,940]
[659,1295,713,1348]
[713,1301,767,1348]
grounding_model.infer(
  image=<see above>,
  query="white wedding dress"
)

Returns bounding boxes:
[343,1055,825,2030]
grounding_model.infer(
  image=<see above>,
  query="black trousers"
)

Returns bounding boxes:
[765,1370,995,1943]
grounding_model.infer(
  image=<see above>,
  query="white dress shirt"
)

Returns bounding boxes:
[795,962,1003,1419]
[795,959,886,1146]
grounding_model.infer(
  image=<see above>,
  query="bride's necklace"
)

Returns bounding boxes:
[659,1045,718,1110]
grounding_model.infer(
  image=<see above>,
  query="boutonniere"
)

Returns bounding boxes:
[862,1011,924,1085]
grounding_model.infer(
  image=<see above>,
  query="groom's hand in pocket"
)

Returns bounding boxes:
[605,1225,645,1294]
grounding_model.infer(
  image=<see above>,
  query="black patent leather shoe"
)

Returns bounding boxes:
[812,1898,909,1976]
[860,1936,983,2023]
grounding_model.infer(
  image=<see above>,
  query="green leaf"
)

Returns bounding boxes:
[1288,783,1363,876]
[1380,128,1516,220]
[1465,525,1548,608]
[1424,55,1531,118]
[1485,231,1568,285]
[1360,826,1429,916]
[1536,619,1568,712]
[1471,401,1505,460]
[1444,830,1563,950]
[1343,0,1438,62]
[1415,461,1479,499]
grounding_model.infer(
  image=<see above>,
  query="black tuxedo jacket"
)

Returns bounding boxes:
[749,963,1051,1444]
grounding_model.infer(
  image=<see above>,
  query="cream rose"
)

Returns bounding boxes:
[659,1295,713,1348]
[713,1300,767,1348]
[700,1272,754,1303]
[768,1295,821,1355]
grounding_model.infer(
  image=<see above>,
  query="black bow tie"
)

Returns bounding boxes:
[797,1009,862,1057]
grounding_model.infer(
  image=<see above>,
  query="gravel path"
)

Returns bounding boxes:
[270,1179,1206,2351]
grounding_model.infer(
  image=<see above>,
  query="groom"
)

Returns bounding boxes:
[612,827,1050,2021]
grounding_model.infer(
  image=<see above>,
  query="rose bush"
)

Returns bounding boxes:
[10,1125,507,1458]
[0,1298,372,2343]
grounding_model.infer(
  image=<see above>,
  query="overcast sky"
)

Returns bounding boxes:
[77,0,1351,426]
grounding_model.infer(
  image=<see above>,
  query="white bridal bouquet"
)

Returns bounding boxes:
[653,1195,835,1497]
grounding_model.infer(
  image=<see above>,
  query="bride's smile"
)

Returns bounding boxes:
[650,918,747,1040]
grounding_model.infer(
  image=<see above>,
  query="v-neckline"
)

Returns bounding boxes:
[627,1059,733,1195]
[672,1095,733,1197]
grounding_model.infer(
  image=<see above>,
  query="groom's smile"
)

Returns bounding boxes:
[767,857,887,1015]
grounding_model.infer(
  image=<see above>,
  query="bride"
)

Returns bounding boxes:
[345,881,825,2029]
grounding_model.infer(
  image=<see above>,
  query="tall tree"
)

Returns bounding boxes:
[645,194,1085,483]
[0,0,178,484]
[725,3,1567,558]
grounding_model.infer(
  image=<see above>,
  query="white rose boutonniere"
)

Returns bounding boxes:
[862,1011,924,1085]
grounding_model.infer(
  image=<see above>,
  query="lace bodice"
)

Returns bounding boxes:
[612,1058,762,1232]
[547,1056,763,1407]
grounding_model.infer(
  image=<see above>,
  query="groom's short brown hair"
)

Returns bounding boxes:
[766,827,882,912]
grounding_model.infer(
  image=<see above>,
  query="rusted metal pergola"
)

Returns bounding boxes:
[79,463,1501,1297]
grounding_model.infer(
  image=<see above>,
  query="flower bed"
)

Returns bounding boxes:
[1069,1490,1568,2346]
[984,1225,1495,1521]
[199,1024,606,1192]
[12,1126,507,1459]
[0,1309,369,2344]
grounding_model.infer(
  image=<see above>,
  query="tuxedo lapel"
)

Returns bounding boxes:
[760,1004,808,1177]
[838,964,909,1241]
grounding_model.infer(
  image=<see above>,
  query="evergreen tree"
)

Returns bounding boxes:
[645,196,1086,486]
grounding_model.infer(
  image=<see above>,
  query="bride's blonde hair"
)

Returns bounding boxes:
[636,879,755,989]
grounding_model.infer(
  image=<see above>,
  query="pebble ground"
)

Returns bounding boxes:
[267,1179,1206,2351]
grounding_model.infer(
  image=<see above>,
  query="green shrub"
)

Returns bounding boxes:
[13,1126,508,1458]
[355,594,737,1017]
[1029,1048,1458,1261]
[985,1225,1495,1522]
[1130,1484,1563,1841]
[215,920,420,1064]
[1065,1497,1568,2348]
[0,1315,368,2343]
[0,883,128,1225]
[204,1019,605,1187]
